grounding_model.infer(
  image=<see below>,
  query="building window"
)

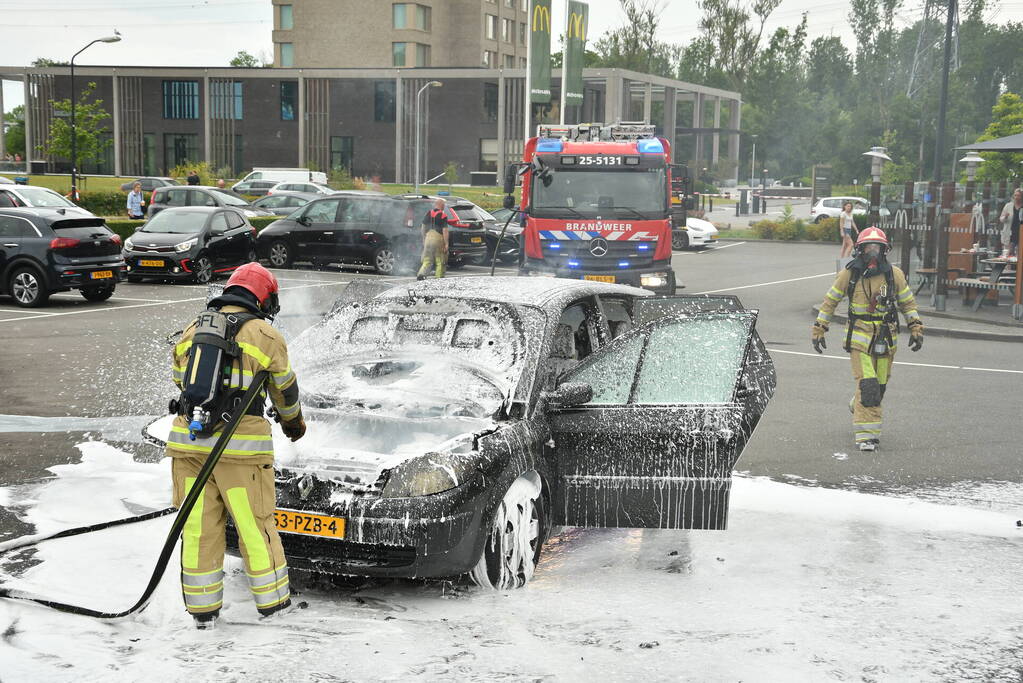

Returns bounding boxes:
[479,139,498,172]
[416,43,431,67]
[502,17,513,42]
[280,42,294,67]
[520,22,527,45]
[520,57,527,68]
[521,0,528,10]
[279,4,293,30]
[485,14,498,40]
[162,80,199,120]
[415,4,431,30]
[211,81,242,120]
[504,54,516,68]
[504,0,514,6]
[482,50,497,68]
[374,81,396,122]
[331,136,354,172]
[393,3,406,28]
[280,81,297,120]
[393,42,407,67]
[483,82,498,122]
[163,133,199,172]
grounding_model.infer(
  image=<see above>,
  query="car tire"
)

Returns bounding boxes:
[8,267,49,308]
[470,473,547,590]
[192,254,214,284]
[80,285,115,302]
[246,247,258,263]
[815,216,826,224]
[373,246,396,275]
[672,231,690,250]
[268,240,293,268]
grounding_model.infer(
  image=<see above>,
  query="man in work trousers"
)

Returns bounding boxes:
[166,263,306,629]
[811,227,924,452]
[417,198,451,280]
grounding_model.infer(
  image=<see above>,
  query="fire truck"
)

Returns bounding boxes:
[502,122,688,294]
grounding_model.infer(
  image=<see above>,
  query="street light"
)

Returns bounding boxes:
[958,150,984,181]
[749,134,758,187]
[414,80,442,194]
[862,146,891,223]
[70,30,121,201]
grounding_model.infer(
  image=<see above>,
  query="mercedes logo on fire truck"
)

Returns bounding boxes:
[589,238,609,257]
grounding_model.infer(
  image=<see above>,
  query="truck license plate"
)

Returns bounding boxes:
[584,275,615,283]
[90,270,113,279]
[273,509,346,539]
[140,259,164,267]
[470,237,482,243]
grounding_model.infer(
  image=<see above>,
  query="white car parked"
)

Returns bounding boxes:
[268,181,336,195]
[810,196,868,223]
[672,216,719,249]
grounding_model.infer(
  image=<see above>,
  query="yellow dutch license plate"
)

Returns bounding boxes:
[273,509,346,539]
[90,270,113,279]
[470,237,483,243]
[584,275,616,283]
[140,259,164,267]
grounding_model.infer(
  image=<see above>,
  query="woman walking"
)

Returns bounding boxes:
[126,182,145,220]
[839,201,857,258]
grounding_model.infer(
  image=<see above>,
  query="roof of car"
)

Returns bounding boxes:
[0,206,100,222]
[156,206,227,214]
[256,190,320,200]
[373,276,650,309]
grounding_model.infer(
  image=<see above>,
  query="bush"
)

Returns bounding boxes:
[805,217,840,242]
[773,220,806,240]
[78,191,133,217]
[168,161,216,185]
[751,219,779,239]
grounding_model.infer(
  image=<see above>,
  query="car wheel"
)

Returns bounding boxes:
[373,246,395,274]
[192,254,213,284]
[9,267,49,308]
[470,473,547,590]
[246,247,258,263]
[447,258,464,270]
[268,240,293,268]
[815,216,826,224]
[80,285,115,302]
[672,231,690,250]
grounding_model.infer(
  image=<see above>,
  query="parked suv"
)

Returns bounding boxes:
[810,196,868,223]
[256,193,487,274]
[0,208,125,307]
[268,181,336,195]
[0,186,95,217]
[232,180,277,197]
[250,191,319,216]
[147,186,274,219]
[123,207,257,284]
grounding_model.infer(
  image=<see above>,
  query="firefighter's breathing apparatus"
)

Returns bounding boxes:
[843,241,899,354]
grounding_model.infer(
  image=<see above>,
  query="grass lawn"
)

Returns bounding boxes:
[17,174,136,193]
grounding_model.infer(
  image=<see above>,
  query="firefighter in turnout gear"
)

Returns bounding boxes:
[812,227,924,452]
[166,262,306,629]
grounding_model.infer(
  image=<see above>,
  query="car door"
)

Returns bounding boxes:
[223,210,253,264]
[0,214,35,279]
[546,310,774,530]
[337,197,384,264]
[206,212,232,268]
[294,198,342,261]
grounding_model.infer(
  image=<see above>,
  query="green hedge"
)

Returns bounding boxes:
[751,215,841,242]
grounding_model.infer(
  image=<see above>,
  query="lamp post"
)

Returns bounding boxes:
[862,146,891,224]
[70,31,121,201]
[749,134,757,187]
[414,80,442,195]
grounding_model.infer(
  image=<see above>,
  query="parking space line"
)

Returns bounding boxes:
[700,241,746,253]
[51,293,166,303]
[695,271,834,294]
[0,296,206,323]
[768,347,1023,375]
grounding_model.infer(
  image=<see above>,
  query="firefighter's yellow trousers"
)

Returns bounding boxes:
[850,347,895,443]
[172,457,289,616]
[417,231,446,278]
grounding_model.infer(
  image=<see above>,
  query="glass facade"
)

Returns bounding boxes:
[393,42,407,67]
[374,81,396,122]
[279,4,293,30]
[280,43,294,67]
[280,81,297,121]
[331,136,354,172]
[162,80,199,120]
[211,81,243,120]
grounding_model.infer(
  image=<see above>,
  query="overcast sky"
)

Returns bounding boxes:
[2,0,1020,111]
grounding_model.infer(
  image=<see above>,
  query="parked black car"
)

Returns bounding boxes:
[255,193,488,274]
[147,281,776,587]
[123,207,257,284]
[0,207,125,307]
[147,186,274,219]
[250,191,319,216]
[119,177,179,192]
[231,180,278,197]
[459,202,521,265]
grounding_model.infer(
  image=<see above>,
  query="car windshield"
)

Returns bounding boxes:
[532,168,667,217]
[210,189,249,206]
[140,211,206,233]
[16,187,76,208]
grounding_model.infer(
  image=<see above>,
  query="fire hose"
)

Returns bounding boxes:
[0,371,270,619]
[489,211,518,277]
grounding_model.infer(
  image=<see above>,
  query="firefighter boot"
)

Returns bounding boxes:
[193,610,219,630]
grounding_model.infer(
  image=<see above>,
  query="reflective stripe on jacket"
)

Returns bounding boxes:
[815,265,923,353]
[167,305,301,464]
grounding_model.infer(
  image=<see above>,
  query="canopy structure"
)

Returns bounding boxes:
[958,132,1023,152]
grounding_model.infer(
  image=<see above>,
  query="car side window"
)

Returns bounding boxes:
[166,189,188,207]
[303,199,340,224]
[0,215,35,237]
[823,199,837,209]
[342,198,382,224]
[599,297,633,339]
[194,190,217,207]
[566,334,645,404]
[551,301,599,373]
[226,211,245,229]
[210,213,230,233]
[0,191,17,208]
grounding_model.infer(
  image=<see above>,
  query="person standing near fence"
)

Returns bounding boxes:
[126,182,145,220]
[839,201,857,258]
[998,188,1021,258]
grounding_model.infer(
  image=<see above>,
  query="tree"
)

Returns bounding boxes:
[691,0,782,91]
[40,82,112,168]
[229,50,260,68]
[31,57,69,67]
[591,0,676,78]
[974,92,1023,181]
[4,105,25,158]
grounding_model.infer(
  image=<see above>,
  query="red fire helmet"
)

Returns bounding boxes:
[856,226,889,248]
[225,262,279,304]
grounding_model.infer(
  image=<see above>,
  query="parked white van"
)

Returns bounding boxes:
[234,168,328,188]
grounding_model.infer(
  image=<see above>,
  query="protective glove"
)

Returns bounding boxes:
[281,415,306,442]
[811,322,828,354]
[908,334,923,352]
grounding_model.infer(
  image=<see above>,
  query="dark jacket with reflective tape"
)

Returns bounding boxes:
[815,266,923,353]
[166,304,301,464]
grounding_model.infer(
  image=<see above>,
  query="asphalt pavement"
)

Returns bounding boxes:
[1,243,1021,541]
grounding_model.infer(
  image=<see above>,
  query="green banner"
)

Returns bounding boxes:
[564,1,588,104]
[529,0,552,104]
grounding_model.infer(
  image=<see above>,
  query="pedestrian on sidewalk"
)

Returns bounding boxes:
[998,188,1021,258]
[839,201,857,259]
[811,227,924,452]
[126,181,145,219]
[186,169,200,186]
[417,198,451,280]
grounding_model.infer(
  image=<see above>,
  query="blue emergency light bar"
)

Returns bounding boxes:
[637,244,650,251]
[618,261,630,268]
[637,139,664,154]
[547,242,561,249]
[537,139,564,153]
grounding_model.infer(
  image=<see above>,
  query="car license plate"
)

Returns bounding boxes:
[273,509,345,539]
[584,275,615,283]
[90,270,113,279]
[140,259,164,267]
[470,237,482,243]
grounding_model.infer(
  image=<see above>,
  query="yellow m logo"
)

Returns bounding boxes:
[567,11,586,40]
[532,3,550,33]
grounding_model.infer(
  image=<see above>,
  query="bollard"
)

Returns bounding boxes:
[709,197,714,212]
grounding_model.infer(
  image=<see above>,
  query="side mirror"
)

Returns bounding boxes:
[503,164,518,195]
[542,381,593,409]
[503,195,516,210]
[296,215,310,226]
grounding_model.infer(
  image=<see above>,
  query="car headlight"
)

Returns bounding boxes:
[641,272,669,288]
[382,452,476,498]
[174,238,198,253]
[124,237,134,251]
